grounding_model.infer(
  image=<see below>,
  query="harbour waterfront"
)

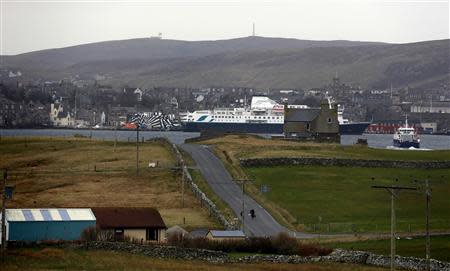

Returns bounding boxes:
[341,133,450,150]
[1,129,450,150]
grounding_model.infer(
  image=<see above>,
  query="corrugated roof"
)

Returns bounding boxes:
[209,230,245,238]
[92,207,166,229]
[285,108,320,122]
[4,209,96,222]
[190,228,209,238]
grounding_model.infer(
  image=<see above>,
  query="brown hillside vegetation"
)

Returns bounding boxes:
[0,137,217,229]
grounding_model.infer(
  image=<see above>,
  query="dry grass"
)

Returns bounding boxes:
[0,137,218,230]
[200,134,450,161]
[3,248,389,271]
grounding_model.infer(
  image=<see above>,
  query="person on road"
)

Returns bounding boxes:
[249,209,255,219]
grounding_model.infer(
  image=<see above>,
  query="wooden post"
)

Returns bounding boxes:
[181,164,185,208]
[390,189,396,271]
[113,127,117,153]
[371,185,417,271]
[136,126,139,176]
[425,179,431,271]
[1,169,7,262]
[241,180,245,233]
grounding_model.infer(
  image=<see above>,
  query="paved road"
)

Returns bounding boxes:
[181,143,314,238]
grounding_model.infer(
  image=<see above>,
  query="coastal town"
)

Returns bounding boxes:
[1,71,449,135]
[1,1,450,270]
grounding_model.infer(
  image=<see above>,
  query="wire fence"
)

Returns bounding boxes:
[300,220,450,234]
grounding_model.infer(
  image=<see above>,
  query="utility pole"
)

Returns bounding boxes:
[136,125,139,175]
[113,126,117,153]
[1,169,7,262]
[234,179,253,234]
[181,162,185,208]
[425,179,431,271]
[372,185,417,271]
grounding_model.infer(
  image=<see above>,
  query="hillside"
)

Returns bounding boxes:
[2,36,448,89]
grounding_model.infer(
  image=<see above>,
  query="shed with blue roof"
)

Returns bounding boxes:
[0,208,96,243]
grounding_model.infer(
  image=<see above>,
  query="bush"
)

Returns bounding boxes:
[271,232,300,255]
[80,226,98,242]
[164,232,331,256]
[299,243,333,257]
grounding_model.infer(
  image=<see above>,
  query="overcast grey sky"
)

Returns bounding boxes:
[1,0,449,55]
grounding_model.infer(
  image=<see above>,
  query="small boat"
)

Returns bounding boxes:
[393,116,420,148]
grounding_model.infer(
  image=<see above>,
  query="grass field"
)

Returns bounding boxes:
[196,135,450,233]
[201,135,450,161]
[324,236,450,262]
[0,137,218,230]
[3,247,389,271]
[246,165,450,233]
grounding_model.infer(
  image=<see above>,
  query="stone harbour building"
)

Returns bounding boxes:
[284,99,339,142]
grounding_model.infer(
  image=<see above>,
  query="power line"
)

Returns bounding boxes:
[371,184,417,271]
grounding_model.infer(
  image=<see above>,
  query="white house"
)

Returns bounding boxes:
[50,103,74,127]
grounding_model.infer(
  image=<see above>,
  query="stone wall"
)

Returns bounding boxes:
[80,241,228,263]
[78,241,450,271]
[240,157,450,169]
[166,140,235,230]
[232,249,450,271]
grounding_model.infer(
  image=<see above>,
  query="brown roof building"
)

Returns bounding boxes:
[92,207,166,243]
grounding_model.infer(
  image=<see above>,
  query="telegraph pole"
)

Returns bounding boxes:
[1,169,7,262]
[425,179,431,271]
[136,125,139,175]
[234,179,253,234]
[181,163,185,208]
[372,185,417,271]
[241,180,245,232]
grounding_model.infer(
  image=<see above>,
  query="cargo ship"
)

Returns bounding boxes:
[393,116,420,148]
[180,96,369,135]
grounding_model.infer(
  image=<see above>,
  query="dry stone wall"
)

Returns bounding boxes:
[166,140,235,230]
[81,241,228,263]
[232,249,450,271]
[79,242,450,271]
[240,157,450,169]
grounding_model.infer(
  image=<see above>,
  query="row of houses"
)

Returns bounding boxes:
[0,207,245,244]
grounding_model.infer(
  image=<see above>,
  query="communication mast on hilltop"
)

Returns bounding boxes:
[150,33,163,39]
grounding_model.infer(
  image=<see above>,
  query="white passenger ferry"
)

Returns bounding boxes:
[180,96,285,134]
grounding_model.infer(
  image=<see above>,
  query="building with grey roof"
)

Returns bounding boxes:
[284,99,339,141]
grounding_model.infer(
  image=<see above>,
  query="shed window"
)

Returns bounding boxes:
[327,118,332,123]
[146,228,158,241]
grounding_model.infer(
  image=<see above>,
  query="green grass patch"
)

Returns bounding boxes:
[245,165,450,233]
[325,235,450,262]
